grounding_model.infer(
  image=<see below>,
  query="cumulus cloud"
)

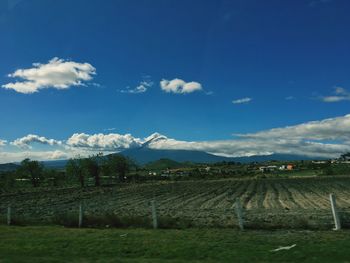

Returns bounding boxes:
[66,133,142,151]
[160,78,202,94]
[11,134,62,149]
[49,150,69,160]
[236,114,350,141]
[321,87,350,103]
[232,97,252,104]
[146,135,350,159]
[2,57,96,94]
[145,114,350,158]
[3,114,350,163]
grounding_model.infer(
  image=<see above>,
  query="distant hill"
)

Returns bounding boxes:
[0,149,325,171]
[119,147,321,165]
[144,158,191,170]
[42,159,68,169]
[0,163,19,172]
[233,153,320,163]
[120,147,235,165]
[0,160,67,172]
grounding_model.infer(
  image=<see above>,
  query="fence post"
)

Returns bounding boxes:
[329,194,341,230]
[7,206,11,226]
[150,200,158,229]
[235,198,244,230]
[78,202,83,228]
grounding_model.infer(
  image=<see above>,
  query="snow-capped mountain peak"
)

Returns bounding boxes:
[142,133,169,147]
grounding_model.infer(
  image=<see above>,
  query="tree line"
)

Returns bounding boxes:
[66,154,131,187]
[3,154,132,188]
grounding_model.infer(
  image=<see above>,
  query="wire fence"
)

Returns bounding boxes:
[1,197,350,230]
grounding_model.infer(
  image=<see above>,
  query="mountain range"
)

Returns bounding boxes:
[118,133,320,164]
[0,133,324,171]
[0,150,320,171]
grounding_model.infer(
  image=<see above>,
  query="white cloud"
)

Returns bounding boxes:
[2,57,96,94]
[66,133,142,151]
[232,97,252,104]
[11,134,62,149]
[103,128,117,132]
[0,139,7,146]
[2,114,350,163]
[160,78,202,94]
[120,78,153,94]
[145,114,350,158]
[49,150,68,160]
[146,136,350,159]
[322,96,350,103]
[321,87,350,103]
[285,96,295,100]
[235,114,350,141]
[0,150,68,164]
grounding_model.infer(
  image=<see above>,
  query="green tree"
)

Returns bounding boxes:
[82,155,101,187]
[106,154,130,183]
[18,158,44,187]
[44,169,63,187]
[0,171,16,189]
[66,157,85,187]
[340,152,350,161]
[100,162,112,184]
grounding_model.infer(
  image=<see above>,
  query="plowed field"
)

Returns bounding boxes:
[1,176,350,229]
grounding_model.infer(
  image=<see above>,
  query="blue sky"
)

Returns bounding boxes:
[1,0,350,162]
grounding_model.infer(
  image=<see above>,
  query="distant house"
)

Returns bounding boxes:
[259,166,277,172]
[278,164,294,171]
[160,168,189,177]
[279,165,287,170]
[312,161,327,164]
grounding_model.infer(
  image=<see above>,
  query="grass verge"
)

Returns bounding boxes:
[0,226,350,262]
